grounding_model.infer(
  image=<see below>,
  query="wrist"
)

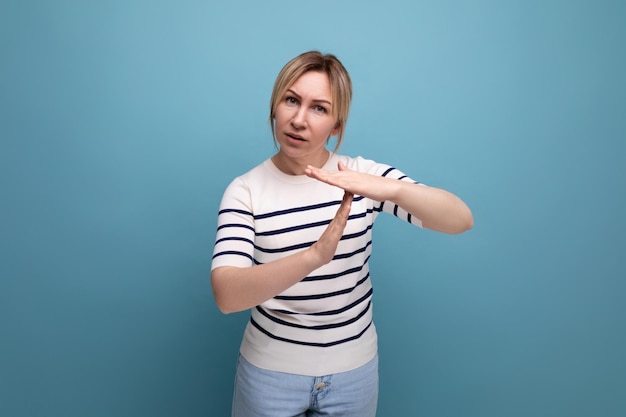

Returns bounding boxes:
[304,244,325,270]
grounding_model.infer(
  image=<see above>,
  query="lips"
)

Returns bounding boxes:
[285,132,305,141]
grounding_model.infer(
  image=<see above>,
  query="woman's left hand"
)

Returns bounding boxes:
[305,161,474,234]
[305,161,396,201]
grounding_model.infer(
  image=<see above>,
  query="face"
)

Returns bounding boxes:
[273,71,339,165]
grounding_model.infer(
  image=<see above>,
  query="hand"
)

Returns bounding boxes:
[305,162,396,201]
[309,190,353,265]
[307,162,473,235]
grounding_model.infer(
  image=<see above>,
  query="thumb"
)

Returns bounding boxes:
[337,161,347,171]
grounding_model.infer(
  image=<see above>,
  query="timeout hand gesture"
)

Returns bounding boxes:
[309,190,354,265]
[305,161,397,202]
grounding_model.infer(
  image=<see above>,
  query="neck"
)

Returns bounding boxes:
[272,149,330,175]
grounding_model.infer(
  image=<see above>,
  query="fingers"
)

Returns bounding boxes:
[304,165,326,182]
[305,162,353,189]
[305,161,350,178]
[336,190,353,220]
[304,165,319,178]
[311,191,353,265]
[342,189,354,210]
[328,191,352,232]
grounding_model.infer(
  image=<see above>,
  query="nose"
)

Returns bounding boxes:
[291,108,307,129]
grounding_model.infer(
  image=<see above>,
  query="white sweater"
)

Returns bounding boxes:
[211,153,422,376]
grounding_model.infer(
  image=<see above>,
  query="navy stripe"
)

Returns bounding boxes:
[250,317,372,348]
[302,265,364,282]
[218,197,367,221]
[347,211,368,221]
[272,282,374,316]
[333,245,370,261]
[254,225,371,254]
[381,167,395,177]
[338,223,371,241]
[303,255,370,282]
[255,302,371,330]
[252,196,366,221]
[256,219,330,237]
[274,286,352,301]
[254,200,341,220]
[254,240,313,254]
[218,208,252,216]
[272,287,373,316]
[310,287,373,316]
[217,223,255,233]
[275,274,369,301]
[212,250,254,261]
[255,210,368,237]
[252,215,371,255]
[334,240,372,260]
[215,236,253,246]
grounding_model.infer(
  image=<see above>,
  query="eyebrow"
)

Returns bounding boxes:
[286,89,332,106]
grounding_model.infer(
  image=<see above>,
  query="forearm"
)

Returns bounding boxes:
[390,180,474,234]
[211,248,321,314]
[305,163,473,234]
[212,191,353,314]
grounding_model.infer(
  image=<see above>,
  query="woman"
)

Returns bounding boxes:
[211,51,473,417]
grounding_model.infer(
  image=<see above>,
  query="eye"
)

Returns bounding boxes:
[314,105,327,113]
[285,96,298,105]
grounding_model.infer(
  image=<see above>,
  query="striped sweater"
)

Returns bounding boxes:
[211,153,422,376]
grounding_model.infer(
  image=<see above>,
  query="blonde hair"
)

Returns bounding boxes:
[269,51,352,152]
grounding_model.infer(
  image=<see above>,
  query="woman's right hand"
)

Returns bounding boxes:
[211,190,354,314]
[309,191,354,265]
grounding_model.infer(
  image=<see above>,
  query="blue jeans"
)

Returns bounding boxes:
[232,353,379,417]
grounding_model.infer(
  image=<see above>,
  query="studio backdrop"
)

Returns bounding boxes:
[1,1,624,416]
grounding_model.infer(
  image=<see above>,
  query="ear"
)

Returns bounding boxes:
[330,121,341,137]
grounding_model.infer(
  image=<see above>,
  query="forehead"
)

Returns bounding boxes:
[288,71,332,100]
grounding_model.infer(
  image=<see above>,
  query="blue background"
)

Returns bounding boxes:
[1,1,625,416]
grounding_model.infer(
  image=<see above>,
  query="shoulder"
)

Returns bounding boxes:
[224,159,273,190]
[219,159,273,203]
